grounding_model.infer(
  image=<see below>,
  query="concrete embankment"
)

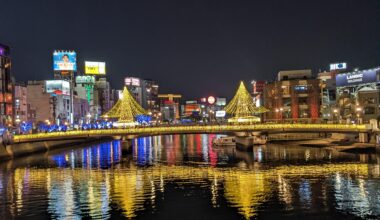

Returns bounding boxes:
[0,137,112,161]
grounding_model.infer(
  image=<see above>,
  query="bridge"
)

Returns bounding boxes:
[13,123,370,143]
[3,81,376,161]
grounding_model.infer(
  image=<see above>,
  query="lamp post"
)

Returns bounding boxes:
[86,113,91,124]
[333,108,339,124]
[356,106,363,124]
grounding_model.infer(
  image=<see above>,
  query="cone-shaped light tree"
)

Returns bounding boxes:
[224,81,268,122]
[103,86,147,123]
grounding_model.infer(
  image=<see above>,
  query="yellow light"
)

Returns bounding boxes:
[13,123,367,143]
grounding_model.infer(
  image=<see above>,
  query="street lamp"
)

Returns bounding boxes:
[356,106,363,124]
[86,113,91,123]
[332,108,339,124]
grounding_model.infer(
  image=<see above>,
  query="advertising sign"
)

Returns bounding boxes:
[216,98,226,106]
[215,110,226,118]
[125,77,141,86]
[330,63,347,71]
[53,51,77,71]
[76,76,95,84]
[336,69,379,87]
[208,96,215,105]
[85,61,106,75]
[0,46,5,56]
[45,80,70,95]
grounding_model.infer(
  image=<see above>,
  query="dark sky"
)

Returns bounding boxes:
[1,0,379,99]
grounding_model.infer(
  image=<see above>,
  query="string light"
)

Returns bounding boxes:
[102,86,147,123]
[224,81,268,123]
[14,123,366,142]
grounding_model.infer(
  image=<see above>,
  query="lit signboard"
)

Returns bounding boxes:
[330,63,347,71]
[0,46,5,56]
[85,61,106,75]
[216,98,226,106]
[215,110,226,118]
[76,76,95,84]
[208,96,215,105]
[45,80,70,95]
[125,77,141,86]
[53,51,77,71]
[185,100,197,104]
[336,68,379,87]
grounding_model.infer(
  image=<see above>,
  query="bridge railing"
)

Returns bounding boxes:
[13,123,370,143]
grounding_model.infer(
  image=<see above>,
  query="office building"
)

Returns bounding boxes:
[27,80,71,125]
[335,67,380,123]
[264,70,320,122]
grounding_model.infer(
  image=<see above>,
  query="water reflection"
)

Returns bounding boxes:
[0,134,379,219]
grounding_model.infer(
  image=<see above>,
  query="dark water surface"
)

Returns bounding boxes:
[0,134,379,219]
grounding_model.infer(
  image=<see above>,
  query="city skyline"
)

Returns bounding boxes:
[1,0,379,98]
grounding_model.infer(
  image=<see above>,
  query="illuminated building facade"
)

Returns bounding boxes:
[264,70,320,122]
[27,80,71,125]
[13,82,28,123]
[335,67,380,123]
[125,77,159,113]
[0,44,13,125]
[251,80,266,107]
[94,78,111,117]
[157,94,181,122]
[183,100,200,117]
[75,75,95,121]
[318,71,337,121]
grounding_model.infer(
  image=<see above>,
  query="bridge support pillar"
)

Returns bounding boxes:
[359,133,369,143]
[121,138,133,153]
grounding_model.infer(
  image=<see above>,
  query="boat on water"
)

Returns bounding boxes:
[213,135,267,147]
[212,137,236,146]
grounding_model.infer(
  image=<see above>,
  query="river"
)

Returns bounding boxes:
[0,134,379,219]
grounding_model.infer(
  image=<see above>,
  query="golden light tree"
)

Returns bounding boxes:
[224,81,268,123]
[103,86,147,123]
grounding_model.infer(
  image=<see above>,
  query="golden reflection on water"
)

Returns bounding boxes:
[2,161,377,219]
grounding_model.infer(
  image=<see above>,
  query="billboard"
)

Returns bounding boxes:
[216,97,226,106]
[330,63,347,71]
[215,110,226,118]
[85,61,106,75]
[53,51,77,71]
[76,76,95,84]
[336,68,379,87]
[125,77,141,86]
[45,80,70,95]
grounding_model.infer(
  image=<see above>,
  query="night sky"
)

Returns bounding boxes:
[1,0,379,99]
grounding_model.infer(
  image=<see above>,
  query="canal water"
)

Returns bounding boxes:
[0,134,379,219]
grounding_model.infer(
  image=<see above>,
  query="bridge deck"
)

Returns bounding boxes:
[13,124,370,143]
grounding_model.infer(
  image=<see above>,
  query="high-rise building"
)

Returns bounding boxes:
[14,82,27,123]
[143,79,159,112]
[264,70,320,122]
[75,75,97,120]
[0,44,13,126]
[124,77,159,112]
[94,78,111,118]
